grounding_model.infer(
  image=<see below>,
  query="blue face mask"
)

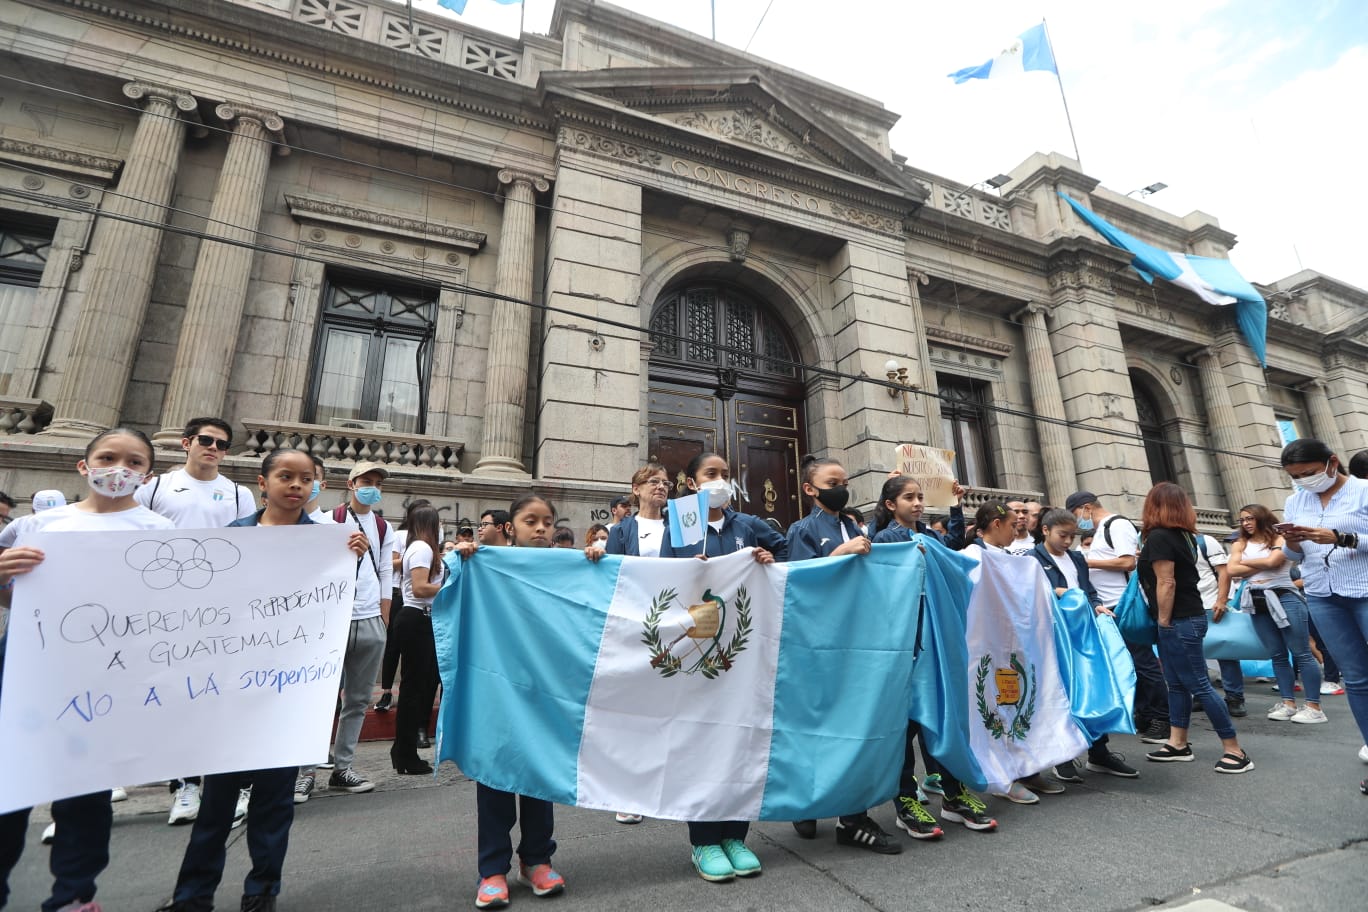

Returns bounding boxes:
[1076,515,1094,532]
[354,485,382,507]
[310,481,321,502]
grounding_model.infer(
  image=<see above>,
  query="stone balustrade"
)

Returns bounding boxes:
[1196,507,1234,529]
[958,486,1045,511]
[231,0,528,83]
[241,420,464,471]
[0,397,53,435]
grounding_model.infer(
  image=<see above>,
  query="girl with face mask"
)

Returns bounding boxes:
[657,452,787,563]
[0,428,174,912]
[1279,438,1368,795]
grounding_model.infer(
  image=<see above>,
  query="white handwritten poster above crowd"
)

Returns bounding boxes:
[0,526,355,814]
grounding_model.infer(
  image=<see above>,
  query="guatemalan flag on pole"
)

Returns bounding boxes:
[430,545,927,821]
[949,23,1058,83]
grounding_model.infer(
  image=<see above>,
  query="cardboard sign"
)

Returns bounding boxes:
[893,444,960,508]
[0,525,355,813]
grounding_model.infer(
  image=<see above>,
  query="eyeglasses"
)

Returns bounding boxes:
[477,521,497,528]
[643,479,671,488]
[192,434,230,451]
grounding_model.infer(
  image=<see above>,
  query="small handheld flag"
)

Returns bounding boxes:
[667,491,709,548]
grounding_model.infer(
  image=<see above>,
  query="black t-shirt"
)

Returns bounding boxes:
[1138,527,1204,620]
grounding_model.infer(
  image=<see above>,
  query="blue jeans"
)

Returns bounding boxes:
[1157,615,1237,739]
[1217,660,1244,700]
[1306,594,1368,745]
[0,634,113,911]
[1250,591,1321,701]
[172,767,296,903]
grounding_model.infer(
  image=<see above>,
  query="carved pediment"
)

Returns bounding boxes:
[659,106,820,163]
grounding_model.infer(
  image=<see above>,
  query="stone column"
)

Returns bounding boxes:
[154,104,284,446]
[1014,302,1078,504]
[474,169,548,476]
[906,268,941,447]
[1193,347,1259,516]
[45,82,196,438]
[1301,379,1346,456]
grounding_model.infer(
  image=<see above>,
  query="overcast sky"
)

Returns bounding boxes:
[421,0,1368,291]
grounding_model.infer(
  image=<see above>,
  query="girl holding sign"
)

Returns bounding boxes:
[450,494,567,911]
[0,427,173,912]
[160,448,367,912]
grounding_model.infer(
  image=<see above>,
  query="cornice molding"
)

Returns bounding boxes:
[0,136,122,182]
[926,327,1013,355]
[284,194,487,252]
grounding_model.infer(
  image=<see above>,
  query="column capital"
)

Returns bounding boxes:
[122,81,197,113]
[1012,301,1053,324]
[497,168,550,195]
[215,103,287,150]
[906,268,931,287]
[1189,346,1220,367]
[1299,377,1330,394]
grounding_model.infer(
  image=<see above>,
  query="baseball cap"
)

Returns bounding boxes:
[1064,491,1098,512]
[32,490,67,512]
[347,461,390,482]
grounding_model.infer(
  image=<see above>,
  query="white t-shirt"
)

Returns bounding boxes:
[1194,534,1229,609]
[334,507,395,620]
[10,503,174,540]
[1241,540,1294,590]
[1005,533,1035,557]
[636,516,664,558]
[307,507,335,524]
[401,540,443,611]
[1087,514,1139,608]
[1050,550,1081,591]
[135,468,256,529]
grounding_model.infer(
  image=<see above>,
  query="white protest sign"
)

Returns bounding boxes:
[894,444,960,508]
[0,525,355,813]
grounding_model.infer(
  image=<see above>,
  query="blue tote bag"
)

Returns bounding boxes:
[1113,571,1156,647]
[1202,608,1266,660]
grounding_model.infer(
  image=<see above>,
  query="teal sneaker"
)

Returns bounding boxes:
[921,773,945,797]
[720,839,762,877]
[691,844,735,882]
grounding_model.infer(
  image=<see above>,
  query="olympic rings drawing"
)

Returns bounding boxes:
[123,538,242,590]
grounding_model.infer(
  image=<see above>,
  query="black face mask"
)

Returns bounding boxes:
[815,484,850,513]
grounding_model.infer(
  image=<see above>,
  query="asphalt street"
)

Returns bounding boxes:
[8,690,1368,912]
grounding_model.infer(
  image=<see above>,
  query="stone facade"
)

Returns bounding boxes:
[1,0,1365,534]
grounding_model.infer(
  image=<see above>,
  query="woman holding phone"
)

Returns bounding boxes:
[1279,439,1368,794]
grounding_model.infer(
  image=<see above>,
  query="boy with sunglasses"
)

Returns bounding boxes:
[136,416,257,827]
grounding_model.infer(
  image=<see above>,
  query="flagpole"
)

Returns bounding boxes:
[519,0,525,37]
[711,0,716,41]
[406,0,416,53]
[1041,18,1083,170]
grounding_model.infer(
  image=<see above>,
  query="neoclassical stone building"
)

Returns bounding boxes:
[1,0,1364,532]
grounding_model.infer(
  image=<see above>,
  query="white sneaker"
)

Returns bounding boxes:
[168,782,201,825]
[1266,703,1297,721]
[41,821,55,845]
[1359,744,1368,763]
[1290,707,1328,724]
[231,787,252,829]
[990,781,1040,805]
[109,787,128,802]
[1321,681,1346,695]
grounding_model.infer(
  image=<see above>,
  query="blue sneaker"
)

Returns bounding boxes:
[691,844,735,882]
[720,839,761,877]
[921,773,945,797]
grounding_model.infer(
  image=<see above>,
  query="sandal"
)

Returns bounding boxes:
[1145,743,1194,762]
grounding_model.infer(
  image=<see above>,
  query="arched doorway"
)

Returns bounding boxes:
[1130,370,1178,485]
[647,284,807,529]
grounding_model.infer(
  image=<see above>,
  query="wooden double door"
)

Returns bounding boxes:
[647,378,806,530]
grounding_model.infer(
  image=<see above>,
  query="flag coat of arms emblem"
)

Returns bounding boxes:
[430,545,928,821]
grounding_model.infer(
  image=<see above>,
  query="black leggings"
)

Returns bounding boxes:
[380,589,404,690]
[391,605,439,759]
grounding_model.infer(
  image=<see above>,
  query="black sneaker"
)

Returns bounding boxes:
[241,895,277,912]
[1052,761,1083,783]
[1226,698,1248,718]
[155,901,212,912]
[1139,720,1171,744]
[791,819,817,839]
[894,796,943,840]
[1146,743,1194,763]
[1213,752,1253,774]
[328,768,375,793]
[1086,751,1139,778]
[834,816,902,854]
[941,789,997,832]
[374,692,393,712]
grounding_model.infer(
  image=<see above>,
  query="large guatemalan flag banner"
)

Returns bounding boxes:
[431,545,928,821]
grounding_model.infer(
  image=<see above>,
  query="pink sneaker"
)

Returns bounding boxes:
[475,874,509,909]
[518,863,565,897]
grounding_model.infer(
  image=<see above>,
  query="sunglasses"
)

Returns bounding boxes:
[192,434,230,451]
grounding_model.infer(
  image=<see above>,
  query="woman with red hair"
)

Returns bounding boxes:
[1138,482,1254,774]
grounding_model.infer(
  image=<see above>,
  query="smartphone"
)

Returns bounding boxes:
[1273,522,1296,533]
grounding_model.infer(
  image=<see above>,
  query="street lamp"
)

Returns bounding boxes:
[1126,182,1168,198]
[885,359,913,415]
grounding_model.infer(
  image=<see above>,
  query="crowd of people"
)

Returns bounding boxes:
[1,421,1367,912]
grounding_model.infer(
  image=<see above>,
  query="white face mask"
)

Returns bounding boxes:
[699,479,733,509]
[85,465,146,498]
[1292,461,1336,494]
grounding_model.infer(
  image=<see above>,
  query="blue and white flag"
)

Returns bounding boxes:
[949,23,1058,83]
[1060,193,1268,365]
[964,551,1089,791]
[435,0,521,15]
[1052,590,1136,742]
[431,545,926,821]
[666,491,708,548]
